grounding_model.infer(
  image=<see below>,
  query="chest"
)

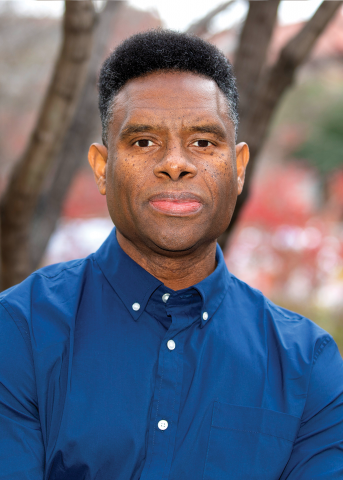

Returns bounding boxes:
[38,313,303,480]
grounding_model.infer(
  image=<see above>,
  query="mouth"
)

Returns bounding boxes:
[149,192,203,215]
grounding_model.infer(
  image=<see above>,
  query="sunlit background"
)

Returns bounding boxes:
[1,0,343,349]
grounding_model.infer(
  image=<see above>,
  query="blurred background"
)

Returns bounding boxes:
[0,0,343,351]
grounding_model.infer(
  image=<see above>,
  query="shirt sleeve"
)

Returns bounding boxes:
[281,336,343,479]
[0,302,44,479]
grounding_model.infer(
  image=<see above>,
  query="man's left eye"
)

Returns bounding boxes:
[134,139,154,147]
[193,140,212,147]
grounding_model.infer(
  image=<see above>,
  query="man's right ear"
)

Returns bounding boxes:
[88,143,108,196]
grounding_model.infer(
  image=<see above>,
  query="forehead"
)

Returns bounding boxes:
[111,71,234,134]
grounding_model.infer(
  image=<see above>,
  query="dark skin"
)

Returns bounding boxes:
[88,71,249,290]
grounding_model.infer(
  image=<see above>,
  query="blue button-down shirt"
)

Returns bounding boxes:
[0,228,342,479]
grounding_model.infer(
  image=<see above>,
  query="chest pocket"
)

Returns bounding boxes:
[203,402,300,480]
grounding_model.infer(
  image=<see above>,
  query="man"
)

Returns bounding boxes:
[0,30,342,479]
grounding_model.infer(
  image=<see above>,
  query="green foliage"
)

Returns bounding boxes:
[293,102,343,175]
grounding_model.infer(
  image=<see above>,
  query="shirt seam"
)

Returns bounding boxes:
[0,298,31,349]
[32,259,86,279]
[299,335,332,427]
[0,299,41,425]
[313,335,331,365]
[210,425,295,443]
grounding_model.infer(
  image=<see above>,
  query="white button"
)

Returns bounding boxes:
[158,419,168,430]
[167,339,176,350]
[132,303,140,311]
[202,312,208,321]
[162,293,170,303]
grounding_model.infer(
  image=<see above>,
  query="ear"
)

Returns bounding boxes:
[235,142,250,195]
[88,143,108,196]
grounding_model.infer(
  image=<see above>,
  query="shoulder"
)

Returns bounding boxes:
[0,255,96,335]
[224,273,341,416]
[226,272,331,362]
[0,256,93,299]
[32,256,89,279]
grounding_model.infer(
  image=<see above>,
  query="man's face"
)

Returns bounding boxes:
[89,71,249,255]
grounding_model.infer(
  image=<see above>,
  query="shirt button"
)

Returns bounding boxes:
[167,339,176,350]
[202,311,209,321]
[132,303,140,311]
[158,419,168,430]
[162,293,170,303]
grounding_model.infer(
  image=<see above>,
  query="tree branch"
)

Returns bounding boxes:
[30,0,123,270]
[220,0,342,248]
[186,0,235,37]
[234,0,280,121]
[0,1,96,290]
[240,0,342,168]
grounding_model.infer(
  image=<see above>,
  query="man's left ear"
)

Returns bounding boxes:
[88,143,108,195]
[235,142,250,195]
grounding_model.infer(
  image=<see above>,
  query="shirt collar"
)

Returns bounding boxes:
[94,228,231,325]
[94,228,162,320]
[194,243,231,328]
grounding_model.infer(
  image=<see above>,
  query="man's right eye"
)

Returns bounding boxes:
[134,139,154,147]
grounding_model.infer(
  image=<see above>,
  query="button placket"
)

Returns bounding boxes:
[140,319,185,480]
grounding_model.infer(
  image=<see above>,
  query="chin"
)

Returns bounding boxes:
[146,228,207,255]
[153,241,197,254]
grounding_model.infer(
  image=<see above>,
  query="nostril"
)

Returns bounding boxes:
[161,171,171,178]
[180,171,188,177]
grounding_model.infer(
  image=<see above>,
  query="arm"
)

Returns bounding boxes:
[281,336,343,479]
[0,302,44,479]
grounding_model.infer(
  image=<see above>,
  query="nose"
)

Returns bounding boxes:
[153,144,198,181]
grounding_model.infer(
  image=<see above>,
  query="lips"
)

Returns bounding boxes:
[149,192,203,215]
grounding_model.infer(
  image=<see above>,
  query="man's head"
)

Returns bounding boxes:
[98,29,239,147]
[89,30,249,257]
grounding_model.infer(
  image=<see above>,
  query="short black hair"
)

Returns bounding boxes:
[98,29,239,146]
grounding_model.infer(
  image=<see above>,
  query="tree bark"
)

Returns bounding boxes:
[234,0,280,121]
[219,0,342,249]
[30,0,123,270]
[0,1,96,290]
[218,0,280,249]
[186,0,235,36]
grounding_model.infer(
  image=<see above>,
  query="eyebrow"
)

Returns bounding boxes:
[187,124,227,141]
[119,123,227,142]
[119,124,158,140]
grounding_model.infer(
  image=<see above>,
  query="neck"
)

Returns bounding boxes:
[116,231,217,291]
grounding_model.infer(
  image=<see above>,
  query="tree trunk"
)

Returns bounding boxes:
[218,0,342,249]
[218,0,280,249]
[234,0,280,121]
[0,1,96,290]
[30,0,123,270]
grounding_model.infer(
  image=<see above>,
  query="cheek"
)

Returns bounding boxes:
[105,156,128,208]
[204,156,236,202]
[110,156,149,203]
[109,155,131,188]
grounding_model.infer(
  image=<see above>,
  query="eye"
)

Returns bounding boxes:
[134,139,154,147]
[192,139,213,147]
